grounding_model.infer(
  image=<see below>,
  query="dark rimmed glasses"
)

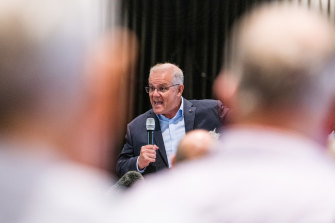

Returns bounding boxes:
[145,84,179,94]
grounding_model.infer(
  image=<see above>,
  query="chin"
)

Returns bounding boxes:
[153,108,163,115]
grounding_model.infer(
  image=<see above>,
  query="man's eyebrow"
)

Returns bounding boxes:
[149,84,169,87]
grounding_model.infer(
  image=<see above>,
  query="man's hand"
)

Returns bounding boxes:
[138,145,158,170]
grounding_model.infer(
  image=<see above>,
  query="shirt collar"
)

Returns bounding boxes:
[157,97,184,121]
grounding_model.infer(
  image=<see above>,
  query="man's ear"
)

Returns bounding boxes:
[178,84,184,96]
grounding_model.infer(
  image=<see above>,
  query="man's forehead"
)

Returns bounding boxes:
[149,70,173,83]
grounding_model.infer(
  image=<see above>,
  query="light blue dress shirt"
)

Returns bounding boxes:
[157,97,186,168]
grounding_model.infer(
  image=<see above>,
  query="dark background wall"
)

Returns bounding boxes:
[120,0,272,118]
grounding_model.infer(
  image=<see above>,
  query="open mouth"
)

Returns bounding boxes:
[153,101,163,106]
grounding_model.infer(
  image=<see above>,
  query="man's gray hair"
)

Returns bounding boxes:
[149,63,184,84]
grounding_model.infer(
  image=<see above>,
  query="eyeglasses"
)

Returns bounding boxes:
[145,84,179,94]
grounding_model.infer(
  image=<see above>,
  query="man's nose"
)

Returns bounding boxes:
[152,89,160,96]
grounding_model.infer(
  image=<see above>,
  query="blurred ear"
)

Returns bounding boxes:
[72,29,138,170]
[213,71,238,108]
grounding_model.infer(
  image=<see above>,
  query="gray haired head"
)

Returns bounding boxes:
[149,63,184,85]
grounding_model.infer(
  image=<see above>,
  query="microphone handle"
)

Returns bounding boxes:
[147,130,156,170]
[147,130,154,145]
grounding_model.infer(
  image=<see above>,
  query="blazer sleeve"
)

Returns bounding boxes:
[116,123,139,178]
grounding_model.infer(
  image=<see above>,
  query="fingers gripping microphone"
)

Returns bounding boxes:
[146,118,155,145]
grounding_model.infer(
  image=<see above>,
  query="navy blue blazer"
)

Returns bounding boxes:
[116,99,229,177]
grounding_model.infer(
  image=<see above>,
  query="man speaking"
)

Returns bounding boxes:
[116,63,229,177]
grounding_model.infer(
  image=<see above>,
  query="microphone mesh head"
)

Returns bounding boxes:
[146,118,155,130]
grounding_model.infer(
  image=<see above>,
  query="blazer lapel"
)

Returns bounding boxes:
[148,111,169,167]
[183,99,196,133]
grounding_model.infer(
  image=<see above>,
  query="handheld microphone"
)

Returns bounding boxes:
[146,118,155,145]
[146,118,156,171]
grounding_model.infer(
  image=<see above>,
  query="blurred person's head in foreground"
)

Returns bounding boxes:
[216,3,335,141]
[0,0,137,222]
[172,129,217,166]
[0,0,136,169]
